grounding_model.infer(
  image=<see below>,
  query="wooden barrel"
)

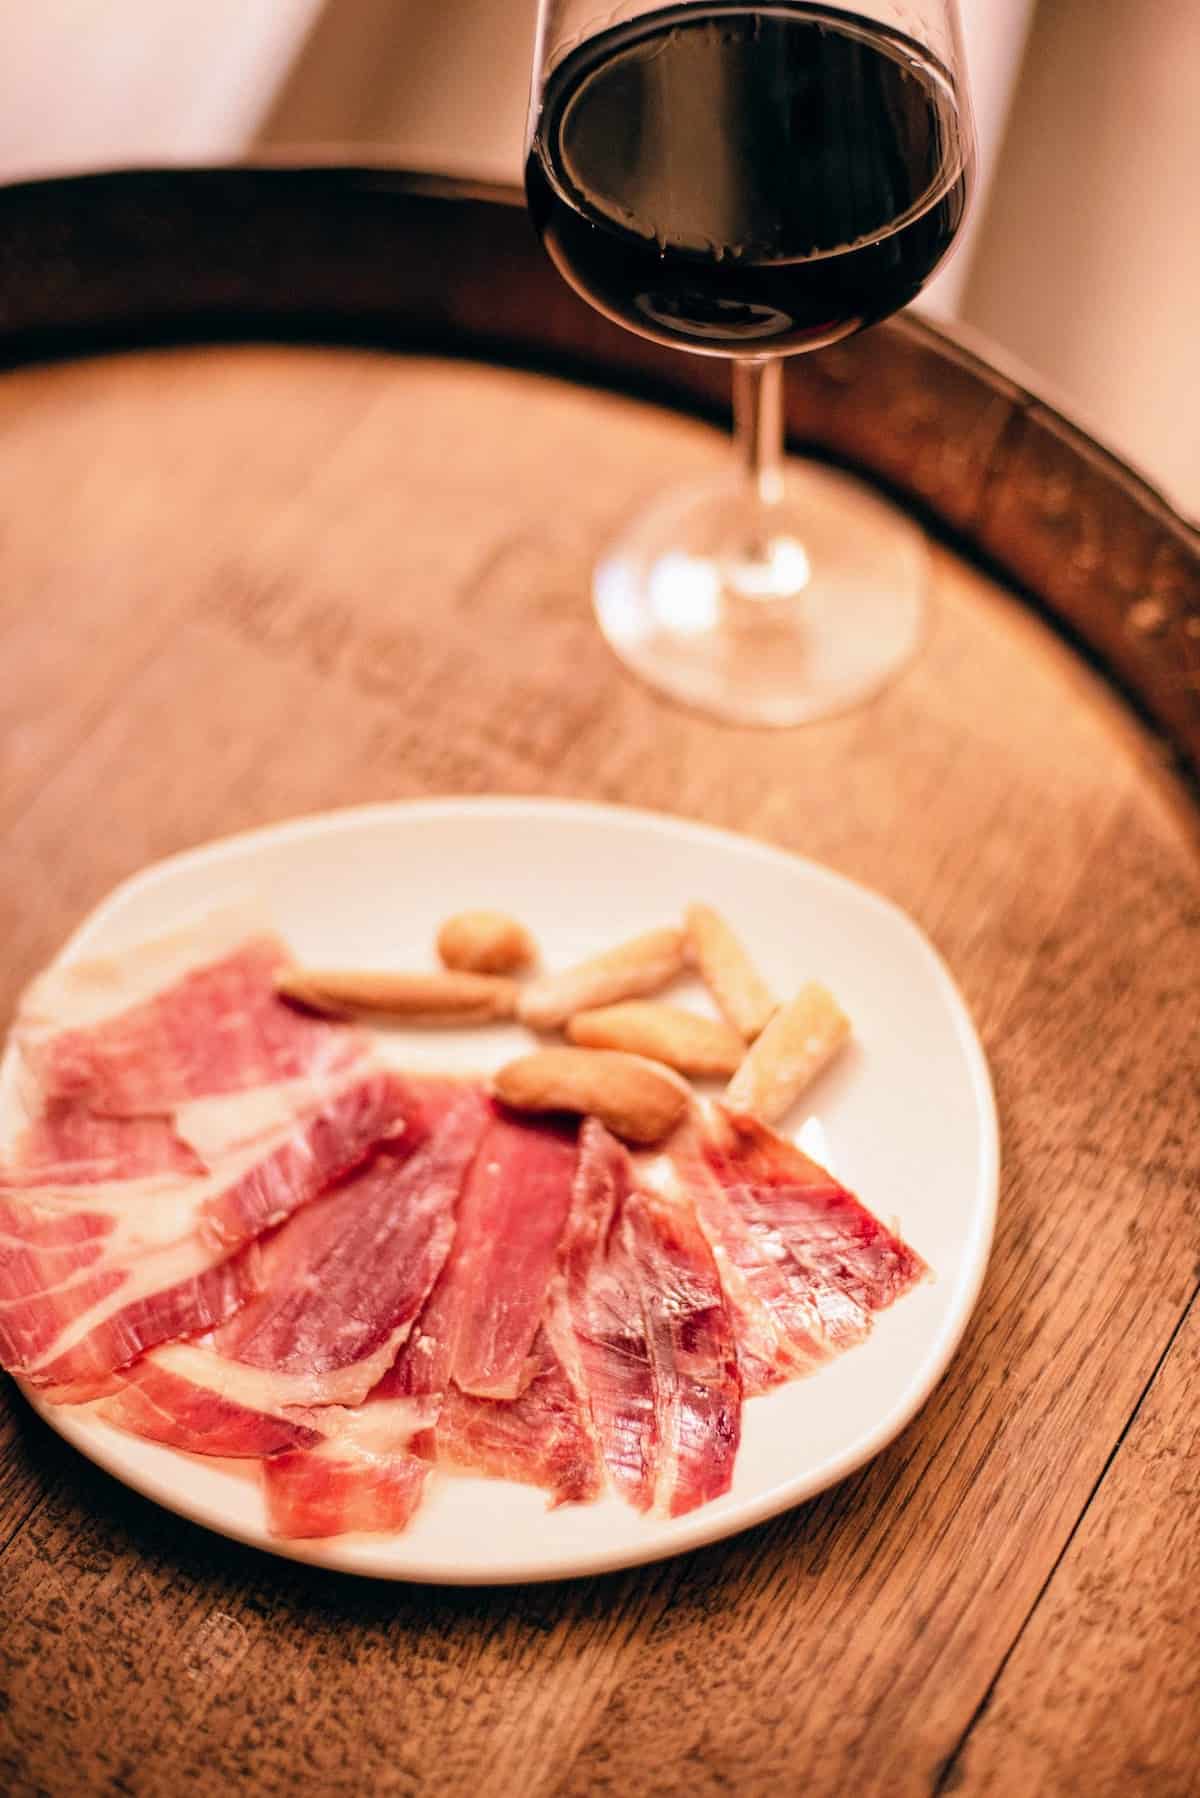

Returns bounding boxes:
[0,167,1197,1798]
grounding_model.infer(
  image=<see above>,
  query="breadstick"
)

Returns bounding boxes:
[276,968,517,1024]
[684,904,776,1041]
[517,928,686,1032]
[723,982,850,1121]
[567,1001,743,1078]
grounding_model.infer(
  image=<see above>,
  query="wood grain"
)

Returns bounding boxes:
[1,171,1195,775]
[943,1298,1200,1796]
[0,345,1197,1797]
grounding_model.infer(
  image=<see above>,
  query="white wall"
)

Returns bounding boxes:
[919,0,1036,318]
[0,1,323,181]
[961,0,1200,514]
[256,0,537,181]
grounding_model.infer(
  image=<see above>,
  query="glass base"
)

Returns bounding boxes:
[594,463,929,726]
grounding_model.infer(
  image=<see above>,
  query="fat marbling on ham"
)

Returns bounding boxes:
[0,913,413,1399]
[362,1110,742,1521]
[260,1107,598,1530]
[676,1107,929,1394]
[100,1082,490,1455]
[12,912,355,1120]
[551,1120,741,1518]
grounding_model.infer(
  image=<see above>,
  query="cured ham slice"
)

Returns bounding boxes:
[255,1296,468,1536]
[414,1327,602,1505]
[550,1122,653,1508]
[447,1110,576,1399]
[0,1105,204,1188]
[12,912,355,1121]
[100,1085,490,1451]
[0,1204,263,1401]
[624,1188,742,1516]
[264,1110,591,1518]
[388,1107,577,1402]
[1,1067,413,1400]
[552,1120,741,1517]
[680,1108,928,1394]
[97,1344,324,1457]
[0,912,425,1402]
[263,1433,431,1539]
[1,910,379,1233]
[212,1087,486,1402]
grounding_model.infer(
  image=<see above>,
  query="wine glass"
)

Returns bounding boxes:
[525,2,976,725]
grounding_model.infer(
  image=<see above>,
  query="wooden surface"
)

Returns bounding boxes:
[1,344,1198,1798]
[1,171,1197,779]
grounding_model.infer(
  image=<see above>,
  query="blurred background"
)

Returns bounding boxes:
[1,0,1196,515]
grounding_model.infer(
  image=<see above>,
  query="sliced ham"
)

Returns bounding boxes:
[414,1327,602,1505]
[1,1067,417,1400]
[99,1084,490,1452]
[624,1188,741,1516]
[550,1121,655,1508]
[256,1382,448,1542]
[0,1105,204,1188]
[679,1107,928,1393]
[263,1111,590,1518]
[12,913,355,1121]
[0,915,424,1402]
[552,1120,741,1517]
[97,1343,324,1457]
[263,1431,431,1539]
[212,1087,486,1403]
[398,1106,577,1402]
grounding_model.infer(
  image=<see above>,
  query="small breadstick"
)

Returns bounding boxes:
[517,927,687,1032]
[437,910,537,974]
[684,904,776,1041]
[493,1048,691,1145]
[276,968,517,1024]
[723,982,850,1122]
[567,1002,744,1078]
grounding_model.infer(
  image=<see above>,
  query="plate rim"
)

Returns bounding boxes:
[11,795,999,1584]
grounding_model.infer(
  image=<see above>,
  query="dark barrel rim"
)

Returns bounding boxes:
[1,161,1196,777]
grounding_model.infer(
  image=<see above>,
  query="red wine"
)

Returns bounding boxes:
[526,4,972,356]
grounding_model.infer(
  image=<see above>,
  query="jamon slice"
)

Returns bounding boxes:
[97,1343,324,1457]
[0,1204,263,1403]
[625,1188,741,1516]
[0,1067,414,1400]
[255,1109,588,1521]
[12,912,357,1121]
[256,1354,453,1541]
[679,1107,928,1394]
[413,1327,603,1505]
[271,1111,592,1515]
[550,1122,653,1508]
[552,1120,741,1517]
[263,1423,432,1539]
[100,1342,441,1471]
[212,1086,487,1403]
[0,1105,204,1188]
[257,1279,471,1535]
[100,1084,491,1451]
[389,1106,577,1402]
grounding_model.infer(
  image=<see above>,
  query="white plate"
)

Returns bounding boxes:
[8,799,997,1584]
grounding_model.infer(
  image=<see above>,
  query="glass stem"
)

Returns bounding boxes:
[733,356,785,513]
